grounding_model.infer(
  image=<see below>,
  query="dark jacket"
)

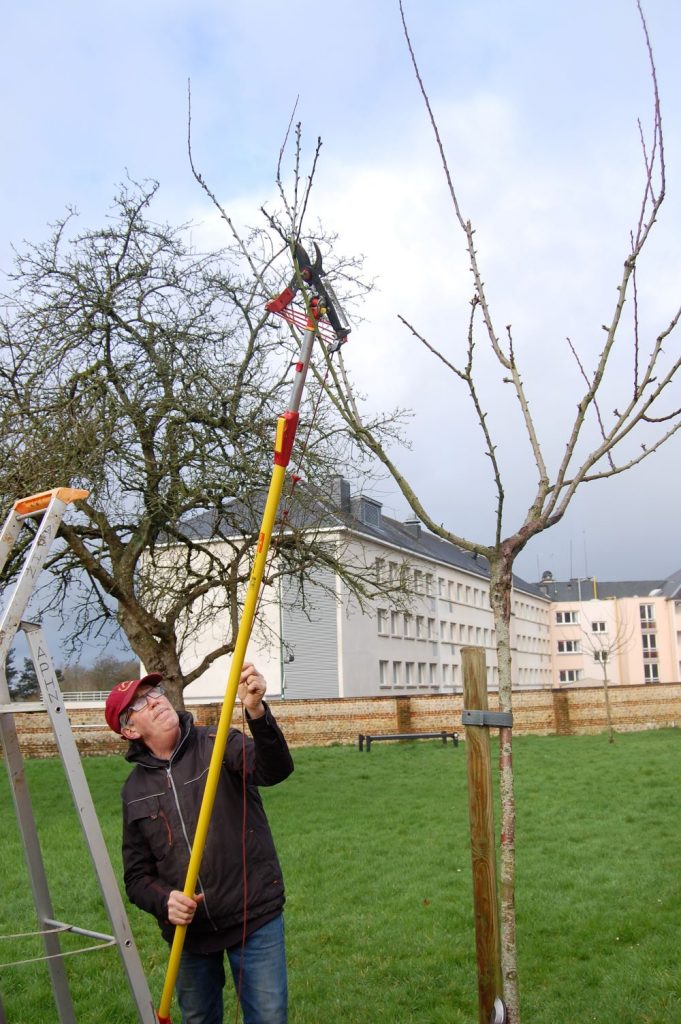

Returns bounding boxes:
[122,706,293,945]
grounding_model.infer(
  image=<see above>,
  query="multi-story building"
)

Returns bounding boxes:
[177,479,680,700]
[181,478,552,700]
[538,571,681,687]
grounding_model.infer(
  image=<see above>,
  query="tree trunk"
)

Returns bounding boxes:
[488,552,519,1023]
[117,609,187,709]
[602,664,615,744]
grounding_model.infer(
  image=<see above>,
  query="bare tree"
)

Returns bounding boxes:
[318,3,680,1020]
[0,179,397,706]
[580,618,635,744]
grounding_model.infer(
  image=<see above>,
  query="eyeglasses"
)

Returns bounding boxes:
[120,685,165,730]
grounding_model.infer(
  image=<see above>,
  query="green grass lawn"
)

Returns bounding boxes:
[0,729,679,1023]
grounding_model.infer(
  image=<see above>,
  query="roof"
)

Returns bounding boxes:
[537,576,679,602]
[168,481,681,606]
[660,566,681,600]
[173,481,547,601]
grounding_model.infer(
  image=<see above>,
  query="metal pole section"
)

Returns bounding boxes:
[462,647,504,1024]
[158,325,317,1024]
[24,624,158,1024]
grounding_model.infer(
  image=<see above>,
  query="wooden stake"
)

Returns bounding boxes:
[462,646,503,1024]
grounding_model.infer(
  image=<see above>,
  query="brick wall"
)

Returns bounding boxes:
[4,683,681,759]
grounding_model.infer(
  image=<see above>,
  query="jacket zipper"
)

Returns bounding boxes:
[165,751,216,929]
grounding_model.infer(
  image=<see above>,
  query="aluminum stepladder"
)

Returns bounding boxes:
[0,488,157,1024]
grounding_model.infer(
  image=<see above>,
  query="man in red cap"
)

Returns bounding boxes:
[105,663,293,1024]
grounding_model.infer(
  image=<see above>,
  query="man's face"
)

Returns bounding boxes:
[121,683,180,746]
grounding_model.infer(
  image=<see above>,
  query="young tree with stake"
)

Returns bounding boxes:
[320,3,680,1020]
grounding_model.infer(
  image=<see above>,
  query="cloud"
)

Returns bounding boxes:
[1,0,679,585]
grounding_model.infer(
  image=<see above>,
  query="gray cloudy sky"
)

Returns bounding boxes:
[2,0,680,595]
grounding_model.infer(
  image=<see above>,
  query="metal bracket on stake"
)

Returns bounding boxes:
[462,710,513,729]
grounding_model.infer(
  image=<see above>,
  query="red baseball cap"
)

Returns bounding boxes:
[105,673,164,734]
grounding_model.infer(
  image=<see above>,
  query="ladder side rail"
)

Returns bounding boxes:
[24,624,158,1024]
[0,494,71,663]
[0,662,77,1024]
[0,510,24,578]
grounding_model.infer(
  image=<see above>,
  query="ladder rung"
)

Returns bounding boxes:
[44,918,116,944]
[0,702,47,714]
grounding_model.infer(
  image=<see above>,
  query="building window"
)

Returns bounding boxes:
[438,577,446,597]
[393,662,402,686]
[425,574,434,597]
[559,669,583,683]
[642,634,658,658]
[644,662,659,682]
[416,615,425,639]
[413,569,423,594]
[405,662,415,686]
[379,660,389,687]
[391,611,401,636]
[377,609,388,635]
[429,663,438,686]
[375,558,385,583]
[418,662,427,685]
[591,621,606,633]
[556,611,579,624]
[593,650,608,663]
[427,618,436,640]
[442,664,449,685]
[404,613,413,638]
[640,603,655,625]
[557,639,580,654]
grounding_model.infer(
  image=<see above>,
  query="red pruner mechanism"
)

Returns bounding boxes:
[266,241,351,353]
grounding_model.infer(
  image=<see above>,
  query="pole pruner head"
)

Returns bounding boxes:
[292,240,351,352]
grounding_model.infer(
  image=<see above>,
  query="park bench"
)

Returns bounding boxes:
[358,730,459,752]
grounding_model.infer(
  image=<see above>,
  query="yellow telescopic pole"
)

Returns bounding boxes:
[157,323,316,1024]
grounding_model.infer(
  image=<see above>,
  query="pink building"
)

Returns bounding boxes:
[538,570,681,687]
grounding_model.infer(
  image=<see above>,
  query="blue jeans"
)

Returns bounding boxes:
[176,915,288,1024]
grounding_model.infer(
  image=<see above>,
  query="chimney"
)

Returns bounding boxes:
[330,475,351,514]
[538,569,554,594]
[403,518,421,539]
